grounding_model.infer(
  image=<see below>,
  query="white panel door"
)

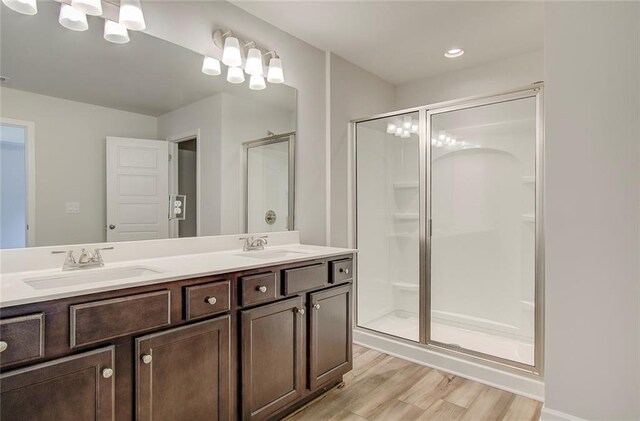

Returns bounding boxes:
[106,137,169,242]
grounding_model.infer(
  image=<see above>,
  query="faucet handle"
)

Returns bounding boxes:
[93,247,113,266]
[51,250,76,263]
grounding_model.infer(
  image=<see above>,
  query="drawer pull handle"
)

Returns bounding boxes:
[313,303,321,310]
[141,354,153,364]
[205,296,217,306]
[340,268,350,275]
[102,368,114,379]
[257,286,267,293]
[0,341,7,353]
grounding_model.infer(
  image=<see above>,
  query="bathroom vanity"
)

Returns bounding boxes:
[0,247,354,421]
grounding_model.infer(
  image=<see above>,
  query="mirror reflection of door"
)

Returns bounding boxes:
[244,134,294,233]
[168,137,198,239]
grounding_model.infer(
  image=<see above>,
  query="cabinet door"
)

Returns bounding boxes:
[0,347,115,421]
[136,316,230,421]
[309,284,352,390]
[241,296,304,420]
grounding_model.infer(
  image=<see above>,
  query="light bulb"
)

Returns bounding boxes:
[104,20,129,44]
[227,66,245,84]
[119,0,145,31]
[201,56,221,76]
[71,0,101,16]
[222,36,242,67]
[403,116,412,129]
[387,123,397,134]
[2,0,37,15]
[402,130,410,138]
[59,4,88,31]
[245,48,263,76]
[431,139,437,145]
[411,123,419,133]
[249,74,266,90]
[267,57,284,84]
[439,131,446,141]
[395,127,403,137]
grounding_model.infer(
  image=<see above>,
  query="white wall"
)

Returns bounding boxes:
[543,2,640,420]
[329,53,396,247]
[157,93,222,236]
[142,1,327,245]
[396,50,543,109]
[0,87,158,247]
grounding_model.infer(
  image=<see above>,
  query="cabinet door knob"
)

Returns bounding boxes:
[206,296,217,306]
[296,308,305,315]
[0,341,7,353]
[108,224,116,230]
[102,368,114,379]
[257,286,267,293]
[141,354,153,364]
[313,303,320,310]
[340,268,350,275]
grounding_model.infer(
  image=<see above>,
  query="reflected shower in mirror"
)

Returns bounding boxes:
[0,2,297,249]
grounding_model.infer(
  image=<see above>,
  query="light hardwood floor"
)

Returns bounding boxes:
[285,345,542,421]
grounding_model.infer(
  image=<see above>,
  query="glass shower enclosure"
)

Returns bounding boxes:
[354,86,543,373]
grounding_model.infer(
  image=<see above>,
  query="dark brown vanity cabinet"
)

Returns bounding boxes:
[0,254,353,421]
[0,347,115,421]
[309,284,353,390]
[241,297,305,420]
[136,316,231,421]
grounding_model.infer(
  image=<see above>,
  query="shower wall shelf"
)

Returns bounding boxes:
[393,182,419,189]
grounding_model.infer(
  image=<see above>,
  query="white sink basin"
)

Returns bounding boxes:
[24,266,163,290]
[235,250,308,260]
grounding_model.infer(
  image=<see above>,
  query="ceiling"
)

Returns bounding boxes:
[0,2,296,116]
[232,1,544,85]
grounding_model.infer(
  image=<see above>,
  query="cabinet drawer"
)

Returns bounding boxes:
[240,272,278,306]
[70,290,170,348]
[0,313,44,367]
[330,259,353,284]
[185,281,230,320]
[282,263,328,295]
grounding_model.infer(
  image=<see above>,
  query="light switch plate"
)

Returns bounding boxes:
[65,202,80,214]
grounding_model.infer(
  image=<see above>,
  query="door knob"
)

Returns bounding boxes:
[141,354,153,364]
[296,308,305,315]
[108,224,116,230]
[102,368,114,379]
[206,296,217,306]
[313,303,320,310]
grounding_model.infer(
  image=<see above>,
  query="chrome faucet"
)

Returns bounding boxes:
[240,235,269,251]
[51,247,114,270]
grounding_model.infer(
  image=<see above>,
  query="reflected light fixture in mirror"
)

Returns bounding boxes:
[71,0,101,16]
[444,48,464,58]
[222,35,242,67]
[267,56,284,84]
[119,0,146,31]
[59,4,88,32]
[104,20,130,44]
[227,66,245,84]
[202,56,221,76]
[249,75,266,90]
[2,0,37,15]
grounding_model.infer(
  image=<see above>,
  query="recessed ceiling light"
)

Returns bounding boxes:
[444,48,464,58]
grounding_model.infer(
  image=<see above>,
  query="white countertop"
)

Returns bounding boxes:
[0,244,355,308]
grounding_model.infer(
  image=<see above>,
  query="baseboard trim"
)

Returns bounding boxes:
[540,406,587,421]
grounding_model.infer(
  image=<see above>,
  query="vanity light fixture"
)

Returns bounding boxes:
[222,34,242,67]
[71,0,101,16]
[202,56,221,76]
[59,3,88,32]
[119,0,146,31]
[2,0,37,15]
[104,20,129,44]
[227,66,245,84]
[386,123,397,134]
[444,48,464,58]
[249,74,266,90]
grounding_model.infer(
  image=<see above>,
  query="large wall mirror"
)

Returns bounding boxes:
[0,3,297,249]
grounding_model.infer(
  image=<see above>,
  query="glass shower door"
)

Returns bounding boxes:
[356,112,420,341]
[428,95,538,366]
